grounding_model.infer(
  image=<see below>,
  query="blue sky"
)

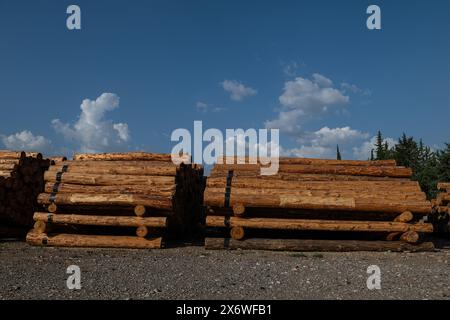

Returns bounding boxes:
[0,0,449,159]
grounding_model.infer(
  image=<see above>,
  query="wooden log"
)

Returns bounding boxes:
[386,211,414,241]
[0,159,20,165]
[44,182,175,197]
[0,151,39,159]
[204,192,431,214]
[210,171,411,181]
[437,182,450,191]
[212,164,412,178]
[437,193,450,204]
[394,211,414,223]
[73,152,190,163]
[437,206,450,214]
[26,231,162,249]
[38,193,173,210]
[206,216,433,233]
[136,226,149,238]
[46,164,177,176]
[233,204,246,216]
[230,226,245,240]
[205,187,426,201]
[400,231,420,244]
[51,160,177,168]
[33,212,167,228]
[134,205,146,217]
[47,203,57,213]
[219,156,397,167]
[204,238,435,252]
[44,172,175,186]
[206,177,421,190]
[0,163,17,170]
[33,220,48,233]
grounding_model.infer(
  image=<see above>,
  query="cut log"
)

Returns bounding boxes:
[46,164,177,176]
[230,226,245,240]
[205,187,426,201]
[437,182,450,191]
[212,164,412,178]
[38,193,173,211]
[206,216,433,233]
[136,226,149,238]
[44,182,175,196]
[33,212,167,228]
[44,172,175,186]
[400,231,420,244]
[204,192,431,214]
[206,177,421,190]
[73,152,190,163]
[205,238,435,252]
[26,231,162,249]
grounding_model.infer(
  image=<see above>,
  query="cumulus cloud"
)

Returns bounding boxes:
[283,126,369,159]
[52,93,130,153]
[1,130,52,153]
[265,74,349,134]
[353,135,396,160]
[221,80,257,101]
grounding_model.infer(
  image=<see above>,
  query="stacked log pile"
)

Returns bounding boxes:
[26,152,204,249]
[204,157,434,252]
[432,183,450,233]
[0,151,51,236]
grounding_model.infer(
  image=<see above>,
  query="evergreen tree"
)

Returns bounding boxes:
[437,143,450,182]
[336,145,342,160]
[375,130,384,160]
[370,149,374,161]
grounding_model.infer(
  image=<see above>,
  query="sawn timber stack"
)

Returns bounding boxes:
[26,152,204,249]
[0,151,51,237]
[204,157,434,252]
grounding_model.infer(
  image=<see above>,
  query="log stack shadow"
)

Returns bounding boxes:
[26,152,204,249]
[204,157,435,252]
[0,151,51,238]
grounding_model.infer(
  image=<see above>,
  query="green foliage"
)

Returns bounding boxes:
[336,145,342,160]
[369,131,448,199]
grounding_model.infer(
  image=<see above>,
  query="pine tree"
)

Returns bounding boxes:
[375,130,384,160]
[370,149,374,161]
[336,145,342,160]
[438,143,450,182]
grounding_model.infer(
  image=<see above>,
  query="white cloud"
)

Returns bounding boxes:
[312,73,333,87]
[265,74,349,134]
[353,135,396,160]
[1,130,52,152]
[282,126,369,159]
[52,93,130,153]
[221,80,257,101]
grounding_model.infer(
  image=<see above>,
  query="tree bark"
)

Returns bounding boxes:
[206,216,433,233]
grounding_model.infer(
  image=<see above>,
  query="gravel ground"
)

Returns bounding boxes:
[1,241,450,300]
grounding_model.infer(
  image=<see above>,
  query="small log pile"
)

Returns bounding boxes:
[0,151,51,236]
[26,152,204,249]
[204,157,434,252]
[432,183,450,233]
